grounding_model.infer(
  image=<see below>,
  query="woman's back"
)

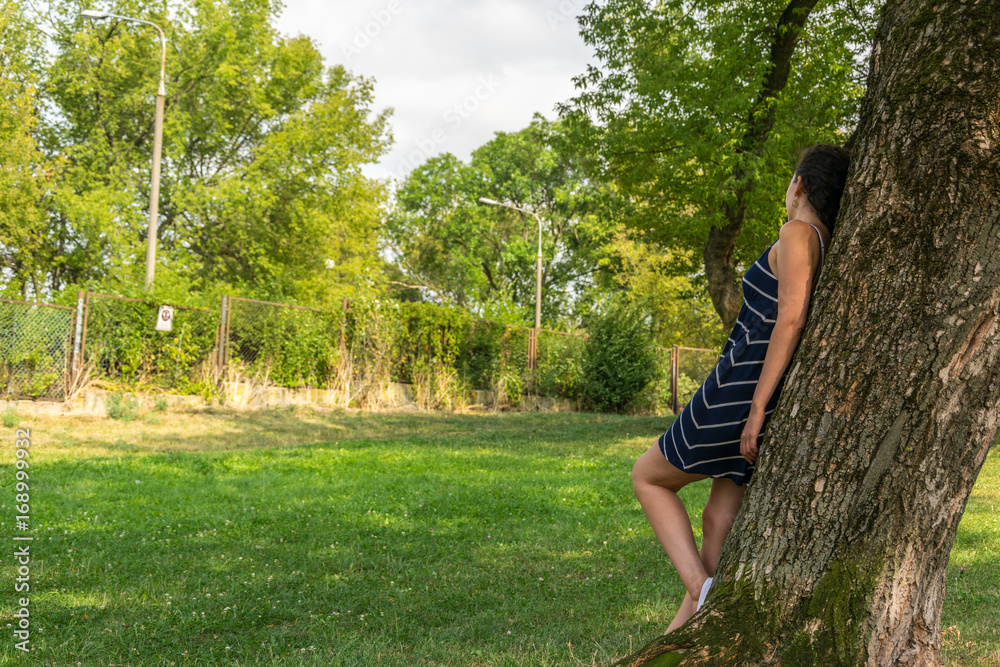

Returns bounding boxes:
[661,221,827,485]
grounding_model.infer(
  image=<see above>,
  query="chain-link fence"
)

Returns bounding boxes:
[220,297,343,389]
[0,298,76,400]
[455,319,506,391]
[83,293,219,393]
[535,329,586,403]
[5,290,719,414]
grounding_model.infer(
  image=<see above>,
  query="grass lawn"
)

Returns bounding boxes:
[0,408,997,666]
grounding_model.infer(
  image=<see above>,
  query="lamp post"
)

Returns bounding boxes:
[81,10,166,292]
[478,197,544,378]
[477,198,544,330]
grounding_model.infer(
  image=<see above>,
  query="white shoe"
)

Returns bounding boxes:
[696,576,713,611]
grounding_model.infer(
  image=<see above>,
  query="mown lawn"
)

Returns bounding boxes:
[0,408,996,666]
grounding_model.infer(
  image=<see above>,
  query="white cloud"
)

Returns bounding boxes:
[275,0,596,183]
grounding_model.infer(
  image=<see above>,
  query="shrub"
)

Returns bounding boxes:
[86,297,219,395]
[154,396,169,412]
[2,406,18,428]
[536,332,585,401]
[106,392,140,421]
[581,300,658,413]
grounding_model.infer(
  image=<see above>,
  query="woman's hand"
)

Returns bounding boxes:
[741,408,766,464]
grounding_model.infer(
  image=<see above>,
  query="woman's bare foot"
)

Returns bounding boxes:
[665,591,697,633]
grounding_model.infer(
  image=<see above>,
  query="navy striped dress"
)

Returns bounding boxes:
[658,224,826,486]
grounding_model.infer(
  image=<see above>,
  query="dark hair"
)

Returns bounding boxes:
[794,144,851,232]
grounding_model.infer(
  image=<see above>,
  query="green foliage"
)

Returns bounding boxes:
[0,0,51,300]
[386,114,623,328]
[629,345,671,416]
[385,111,727,349]
[456,320,508,391]
[562,0,879,312]
[86,296,218,395]
[581,299,659,413]
[1,406,18,428]
[153,396,169,412]
[677,373,701,406]
[396,302,470,377]
[536,331,586,402]
[599,228,727,350]
[226,299,342,389]
[340,297,404,407]
[8,0,391,304]
[105,392,140,421]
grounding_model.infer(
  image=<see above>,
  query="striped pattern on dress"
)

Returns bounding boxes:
[658,223,826,486]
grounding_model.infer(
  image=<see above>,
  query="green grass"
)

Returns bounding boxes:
[942,434,1000,667]
[0,410,996,666]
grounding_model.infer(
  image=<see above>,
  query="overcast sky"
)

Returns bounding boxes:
[275,0,597,183]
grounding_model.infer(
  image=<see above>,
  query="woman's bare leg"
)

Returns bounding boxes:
[631,442,710,632]
[662,480,744,631]
[699,477,746,577]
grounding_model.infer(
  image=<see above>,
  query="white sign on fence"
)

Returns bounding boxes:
[156,305,174,332]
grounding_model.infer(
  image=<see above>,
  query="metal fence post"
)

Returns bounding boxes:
[217,295,229,378]
[339,297,349,355]
[71,291,85,388]
[79,291,90,383]
[671,345,680,415]
[528,327,537,372]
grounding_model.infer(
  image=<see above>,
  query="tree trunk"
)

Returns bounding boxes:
[704,0,820,330]
[620,0,1000,664]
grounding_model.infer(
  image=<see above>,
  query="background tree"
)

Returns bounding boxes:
[618,0,1000,664]
[385,114,622,329]
[13,0,391,306]
[0,0,52,300]
[563,0,879,328]
[387,113,725,347]
[597,227,726,350]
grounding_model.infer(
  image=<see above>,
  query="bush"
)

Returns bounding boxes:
[581,300,658,413]
[106,392,140,421]
[2,406,18,428]
[154,396,169,412]
[86,297,219,395]
[536,332,585,401]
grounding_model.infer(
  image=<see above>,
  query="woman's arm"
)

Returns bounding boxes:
[740,220,821,464]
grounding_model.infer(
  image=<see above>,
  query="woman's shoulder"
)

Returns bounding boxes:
[779,218,821,240]
[777,219,830,254]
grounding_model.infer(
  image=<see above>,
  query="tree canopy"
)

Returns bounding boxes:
[2,0,392,307]
[561,0,879,326]
[385,113,724,347]
[0,0,879,351]
[385,114,620,329]
[0,0,51,296]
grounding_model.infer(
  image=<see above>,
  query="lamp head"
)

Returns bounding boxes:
[80,10,110,19]
[478,198,499,206]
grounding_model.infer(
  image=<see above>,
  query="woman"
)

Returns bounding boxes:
[631,144,850,631]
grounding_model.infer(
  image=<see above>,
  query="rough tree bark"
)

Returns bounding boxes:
[705,0,820,330]
[620,0,1000,665]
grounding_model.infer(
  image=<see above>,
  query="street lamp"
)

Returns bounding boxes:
[81,9,167,292]
[477,197,544,331]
